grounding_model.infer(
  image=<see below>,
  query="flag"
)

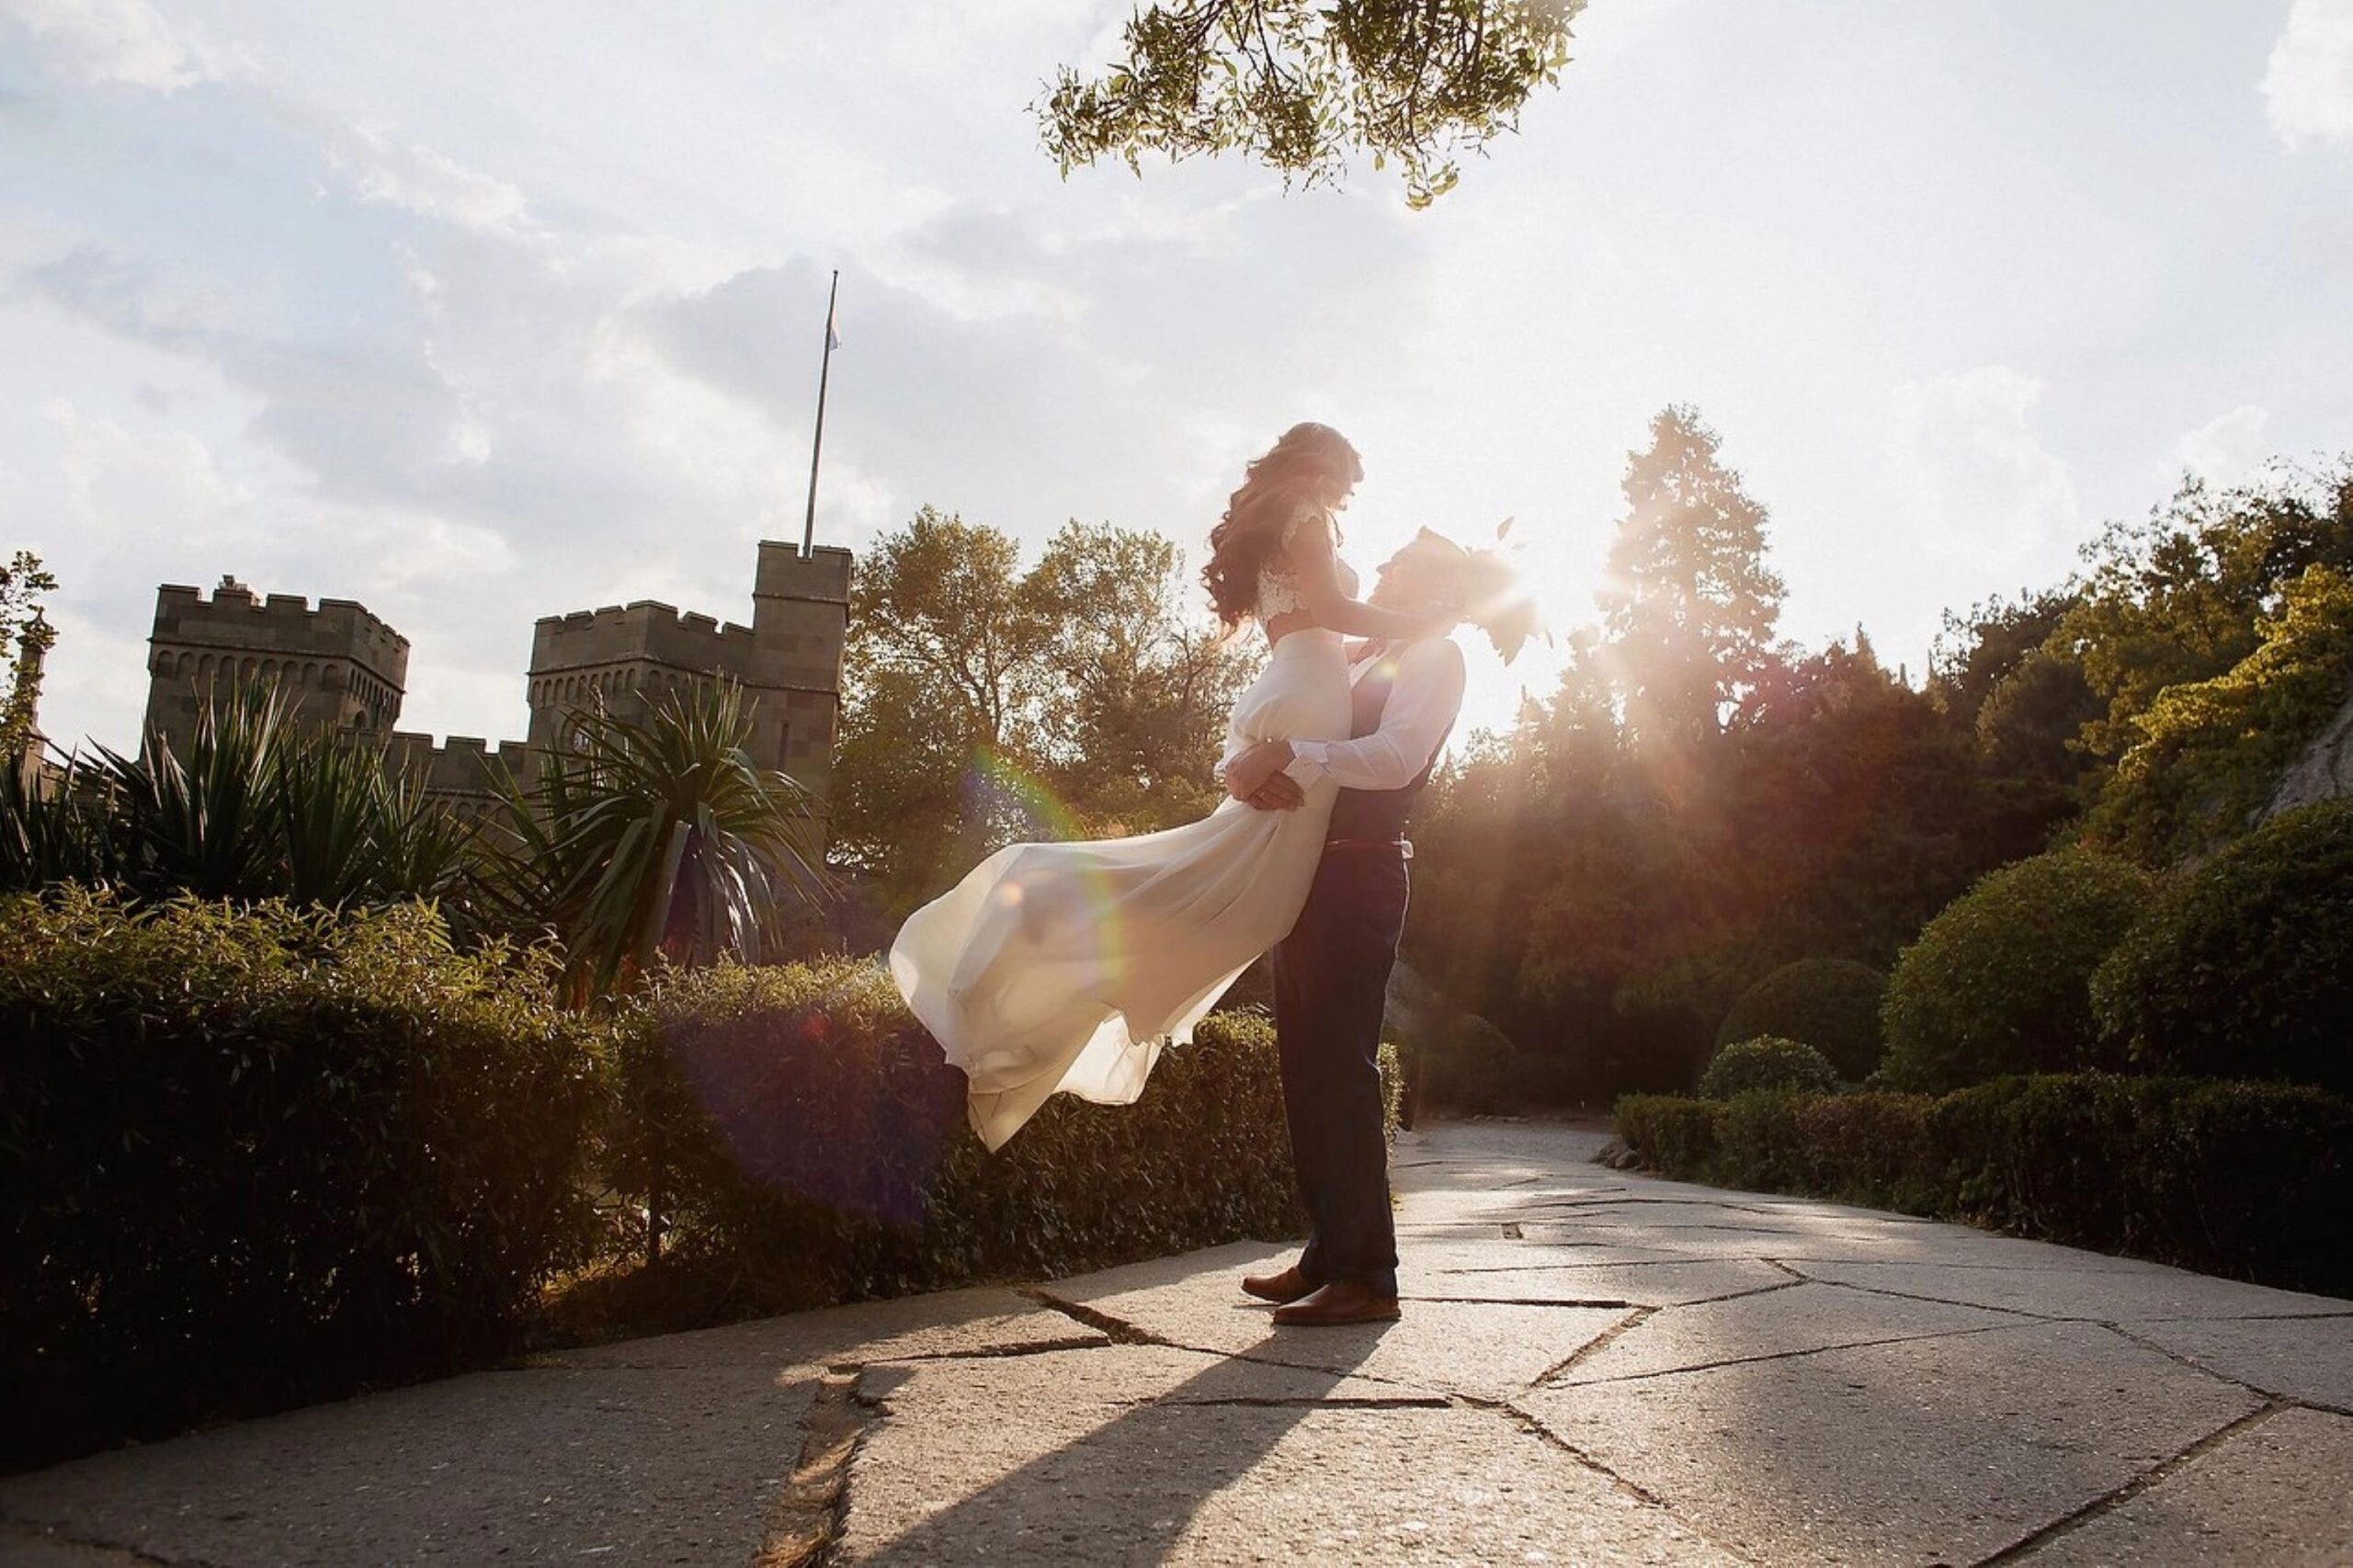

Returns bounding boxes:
[825,301,841,353]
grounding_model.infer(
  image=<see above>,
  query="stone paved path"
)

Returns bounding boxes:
[6,1120,2350,1565]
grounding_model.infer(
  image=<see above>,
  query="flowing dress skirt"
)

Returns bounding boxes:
[890,631,1353,1150]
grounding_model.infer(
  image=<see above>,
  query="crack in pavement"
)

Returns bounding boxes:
[1557,1321,2024,1389]
[1473,1393,1767,1563]
[752,1369,879,1568]
[1017,1289,1176,1347]
[0,1517,223,1567]
[1973,1400,2290,1564]
[1531,1306,1659,1386]
[1405,1296,1643,1309]
[2099,1324,2353,1417]
[1772,1262,2063,1322]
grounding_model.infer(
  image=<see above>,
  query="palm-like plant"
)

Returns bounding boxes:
[3,681,483,910]
[479,679,829,1004]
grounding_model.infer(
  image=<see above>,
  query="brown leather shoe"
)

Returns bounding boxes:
[1241,1265,1315,1304]
[1271,1280,1402,1327]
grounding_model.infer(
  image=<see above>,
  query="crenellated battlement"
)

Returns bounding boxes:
[529,598,761,676]
[384,732,534,803]
[153,580,409,681]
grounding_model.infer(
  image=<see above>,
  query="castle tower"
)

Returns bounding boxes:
[143,576,409,756]
[749,541,852,809]
[523,540,850,838]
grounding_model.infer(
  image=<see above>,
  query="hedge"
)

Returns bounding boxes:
[1615,1074,2353,1295]
[0,890,607,1470]
[590,962,1399,1324]
[1715,959,1887,1081]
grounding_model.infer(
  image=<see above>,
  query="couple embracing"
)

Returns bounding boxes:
[892,422,1529,1327]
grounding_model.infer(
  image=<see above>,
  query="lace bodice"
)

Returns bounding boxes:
[1256,508,1358,620]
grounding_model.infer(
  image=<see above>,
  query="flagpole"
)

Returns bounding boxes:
[801,269,839,559]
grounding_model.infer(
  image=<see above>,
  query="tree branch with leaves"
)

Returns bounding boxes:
[1039,0,1586,208]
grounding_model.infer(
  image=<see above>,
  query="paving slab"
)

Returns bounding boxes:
[2117,1313,2353,1411]
[539,1283,1108,1372]
[836,1344,1737,1566]
[1408,1257,1793,1310]
[1519,1321,2262,1566]
[1040,1250,1627,1398]
[1551,1279,2019,1385]
[0,1366,813,1566]
[2019,1406,2353,1566]
[6,1119,2345,1566]
[1794,1257,2353,1323]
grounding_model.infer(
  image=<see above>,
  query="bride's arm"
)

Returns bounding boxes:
[1287,511,1452,641]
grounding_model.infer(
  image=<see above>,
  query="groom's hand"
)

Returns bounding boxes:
[1223,738,1295,802]
[1247,774,1305,812]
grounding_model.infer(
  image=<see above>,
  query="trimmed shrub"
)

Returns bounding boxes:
[1879,849,2154,1092]
[602,960,1393,1319]
[0,888,607,1470]
[1612,1075,2353,1295]
[2093,801,2353,1096]
[1698,1036,1841,1101]
[1716,959,1888,1081]
[1418,1014,1521,1114]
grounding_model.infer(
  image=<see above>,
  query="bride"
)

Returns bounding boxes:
[890,423,1454,1150]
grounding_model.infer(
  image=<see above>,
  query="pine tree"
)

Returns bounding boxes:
[1598,405,1785,746]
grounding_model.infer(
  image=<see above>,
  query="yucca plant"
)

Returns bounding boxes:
[0,753,118,892]
[479,678,829,1004]
[91,683,288,900]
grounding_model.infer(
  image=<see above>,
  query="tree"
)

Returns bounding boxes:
[1039,0,1587,208]
[832,508,1254,915]
[1598,405,1786,750]
[2,550,57,761]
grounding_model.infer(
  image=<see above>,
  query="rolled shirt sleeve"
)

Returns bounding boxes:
[1284,638,1467,792]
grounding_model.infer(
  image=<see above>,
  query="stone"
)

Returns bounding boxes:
[1549,1279,2018,1385]
[835,1344,1738,1566]
[1409,1258,1793,1310]
[1039,1250,1626,1399]
[2018,1406,2353,1566]
[1518,1321,2262,1566]
[539,1283,1108,1373]
[0,1366,814,1566]
[2117,1312,2353,1410]
[1793,1258,2353,1323]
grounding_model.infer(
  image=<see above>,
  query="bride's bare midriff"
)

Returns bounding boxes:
[1262,610,1321,644]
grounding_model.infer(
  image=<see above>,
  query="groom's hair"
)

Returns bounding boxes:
[1404,528,1543,665]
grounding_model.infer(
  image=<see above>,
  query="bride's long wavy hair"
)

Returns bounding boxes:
[1201,422,1365,632]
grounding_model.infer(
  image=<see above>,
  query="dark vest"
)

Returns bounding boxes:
[1326,647,1450,843]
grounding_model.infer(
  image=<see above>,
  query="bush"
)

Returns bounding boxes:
[1879,849,2154,1092]
[1716,959,1888,1081]
[1417,1014,1522,1114]
[1698,1036,1842,1100]
[2093,801,2353,1096]
[1613,1074,2353,1295]
[0,889,607,1470]
[602,961,1392,1319]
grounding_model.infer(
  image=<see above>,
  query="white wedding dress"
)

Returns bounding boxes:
[890,520,1357,1150]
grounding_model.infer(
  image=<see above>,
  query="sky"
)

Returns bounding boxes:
[4,0,2352,756]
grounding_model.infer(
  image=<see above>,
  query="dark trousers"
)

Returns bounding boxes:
[1271,845,1405,1298]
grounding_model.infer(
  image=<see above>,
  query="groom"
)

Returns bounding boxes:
[1220,530,1471,1327]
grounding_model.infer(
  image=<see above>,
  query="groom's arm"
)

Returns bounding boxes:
[1228,639,1466,804]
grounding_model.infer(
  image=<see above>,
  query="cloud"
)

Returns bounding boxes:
[48,397,255,542]
[0,0,245,91]
[1890,366,2081,571]
[330,127,536,238]
[2264,0,2353,148]
[2173,403,2273,488]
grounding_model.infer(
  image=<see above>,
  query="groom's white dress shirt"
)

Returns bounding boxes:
[1284,636,1467,792]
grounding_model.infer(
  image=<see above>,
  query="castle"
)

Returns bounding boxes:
[141,540,852,837]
